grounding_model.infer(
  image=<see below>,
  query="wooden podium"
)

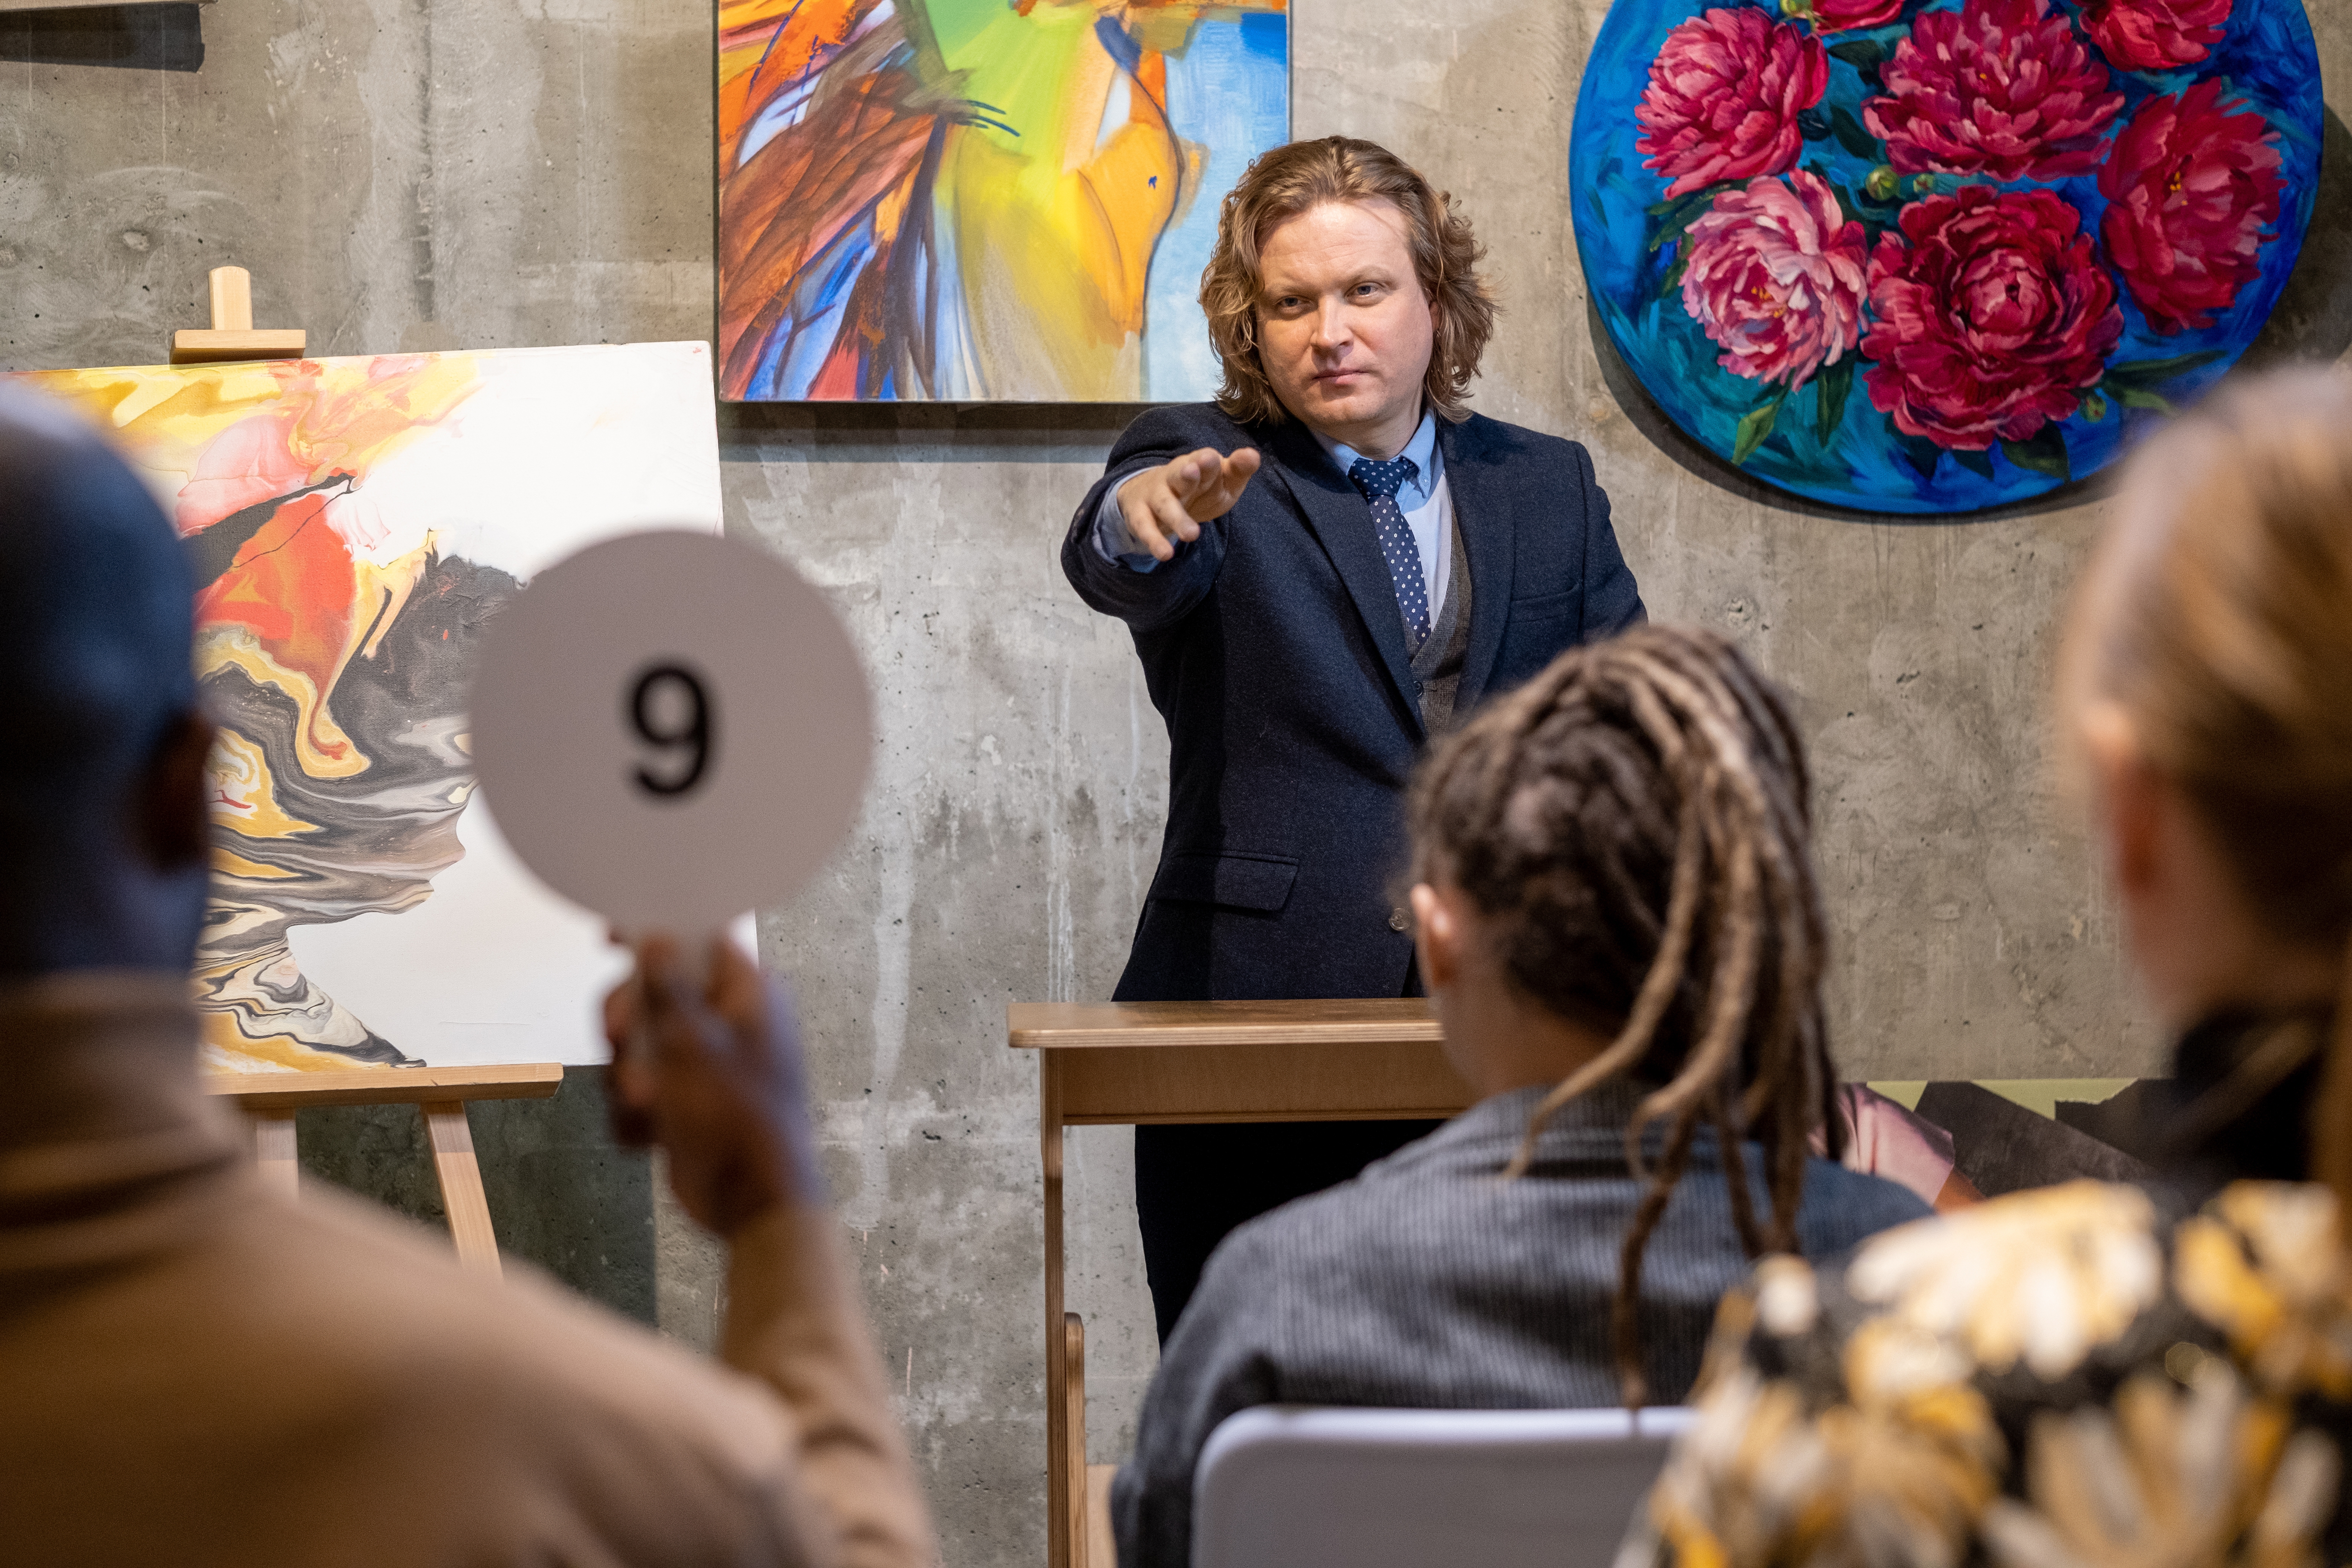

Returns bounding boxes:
[1007,1000,1473,1568]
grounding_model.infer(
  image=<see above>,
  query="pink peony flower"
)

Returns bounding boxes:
[1679,170,1870,390]
[1862,186,2123,449]
[2080,0,2232,72]
[2099,81,2284,334]
[1809,0,1908,31]
[1637,8,1829,199]
[1864,0,2124,181]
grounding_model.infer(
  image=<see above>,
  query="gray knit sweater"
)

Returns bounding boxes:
[1110,1080,1930,1568]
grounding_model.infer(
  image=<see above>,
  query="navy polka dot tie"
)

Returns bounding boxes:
[1348,455,1429,651]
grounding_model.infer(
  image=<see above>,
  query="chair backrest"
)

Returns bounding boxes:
[1190,1404,1696,1568]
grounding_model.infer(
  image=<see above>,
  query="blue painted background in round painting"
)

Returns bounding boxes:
[1569,0,2321,514]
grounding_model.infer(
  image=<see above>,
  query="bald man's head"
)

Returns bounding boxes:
[0,387,213,978]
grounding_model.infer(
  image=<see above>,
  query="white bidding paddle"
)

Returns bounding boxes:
[469,530,873,1044]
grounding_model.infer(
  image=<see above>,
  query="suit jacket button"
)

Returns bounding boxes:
[1388,907,1410,932]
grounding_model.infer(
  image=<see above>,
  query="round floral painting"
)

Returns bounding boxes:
[1569,0,2320,513]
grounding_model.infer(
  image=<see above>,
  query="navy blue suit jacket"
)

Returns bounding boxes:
[1062,402,1644,1003]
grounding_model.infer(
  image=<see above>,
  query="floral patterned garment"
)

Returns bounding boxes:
[1623,1178,2352,1568]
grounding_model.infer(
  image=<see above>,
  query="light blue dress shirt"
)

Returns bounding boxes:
[1092,410,1453,614]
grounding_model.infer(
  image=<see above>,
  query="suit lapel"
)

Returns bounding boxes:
[1441,415,1515,713]
[1260,417,1425,733]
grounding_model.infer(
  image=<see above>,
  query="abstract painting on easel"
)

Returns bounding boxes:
[8,342,722,1072]
[717,0,1289,401]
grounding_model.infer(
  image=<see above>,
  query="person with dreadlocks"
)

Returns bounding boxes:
[1109,622,1928,1568]
[1624,365,2352,1568]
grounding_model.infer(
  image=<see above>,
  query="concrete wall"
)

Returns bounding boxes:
[9,0,2348,1560]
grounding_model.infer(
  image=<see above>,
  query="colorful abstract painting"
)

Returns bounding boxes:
[717,0,1289,402]
[1570,0,2320,513]
[11,343,722,1072]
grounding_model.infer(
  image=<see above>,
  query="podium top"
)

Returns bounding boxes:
[1007,999,1438,1052]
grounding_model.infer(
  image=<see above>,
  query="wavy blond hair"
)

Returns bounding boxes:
[1200,136,1497,426]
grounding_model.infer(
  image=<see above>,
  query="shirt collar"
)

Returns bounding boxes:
[1312,408,1442,501]
[0,969,239,1167]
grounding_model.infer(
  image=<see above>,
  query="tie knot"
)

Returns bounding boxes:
[1348,455,1416,503]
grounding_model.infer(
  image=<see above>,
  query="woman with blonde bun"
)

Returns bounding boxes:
[1625,364,2352,1568]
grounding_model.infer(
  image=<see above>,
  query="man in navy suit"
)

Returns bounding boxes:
[1061,136,1644,1338]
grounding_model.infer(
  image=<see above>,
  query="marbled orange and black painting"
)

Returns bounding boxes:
[12,344,723,1071]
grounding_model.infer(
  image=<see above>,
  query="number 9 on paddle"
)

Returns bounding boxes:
[468,531,873,942]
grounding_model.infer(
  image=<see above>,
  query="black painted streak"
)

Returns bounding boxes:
[0,3,203,72]
[183,474,355,589]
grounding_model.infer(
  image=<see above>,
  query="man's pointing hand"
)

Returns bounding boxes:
[1113,446,1263,562]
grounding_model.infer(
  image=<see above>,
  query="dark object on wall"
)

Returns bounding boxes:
[1915,1080,2153,1199]
[2054,1078,2174,1165]
[0,3,202,71]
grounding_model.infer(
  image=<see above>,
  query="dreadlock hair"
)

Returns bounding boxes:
[1406,623,1840,1407]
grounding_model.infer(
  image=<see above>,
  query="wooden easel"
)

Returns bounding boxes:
[171,265,305,364]
[167,273,551,1276]
[205,1063,565,1277]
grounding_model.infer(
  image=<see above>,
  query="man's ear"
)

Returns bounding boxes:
[137,710,215,872]
[2082,704,2158,900]
[1410,880,1458,992]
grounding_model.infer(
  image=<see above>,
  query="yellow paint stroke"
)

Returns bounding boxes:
[204,727,318,841]
[20,355,482,536]
[937,2,1203,397]
[211,849,301,881]
[194,1009,352,1073]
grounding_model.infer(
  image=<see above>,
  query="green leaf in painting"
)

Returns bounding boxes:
[1952,447,1995,481]
[1658,248,1690,300]
[1827,39,1885,67]
[1829,106,1881,159]
[1733,393,1787,466]
[1646,185,1725,222]
[1814,359,1854,444]
[2000,427,2072,482]
[2102,350,2224,388]
[1894,429,1943,480]
[2113,386,2174,414]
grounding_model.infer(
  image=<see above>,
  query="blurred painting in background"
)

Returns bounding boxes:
[11,343,722,1072]
[717,0,1289,402]
[1569,0,2320,513]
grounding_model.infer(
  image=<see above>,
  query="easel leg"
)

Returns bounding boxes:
[1084,1464,1116,1568]
[1043,1054,1069,1568]
[423,1101,502,1278]
[247,1109,299,1197]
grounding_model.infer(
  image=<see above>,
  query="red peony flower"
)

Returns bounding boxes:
[1680,170,1870,389]
[1862,186,2123,449]
[1864,0,2124,181]
[1637,8,1829,199]
[1809,0,1907,30]
[2099,81,2283,335]
[2079,0,2232,72]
